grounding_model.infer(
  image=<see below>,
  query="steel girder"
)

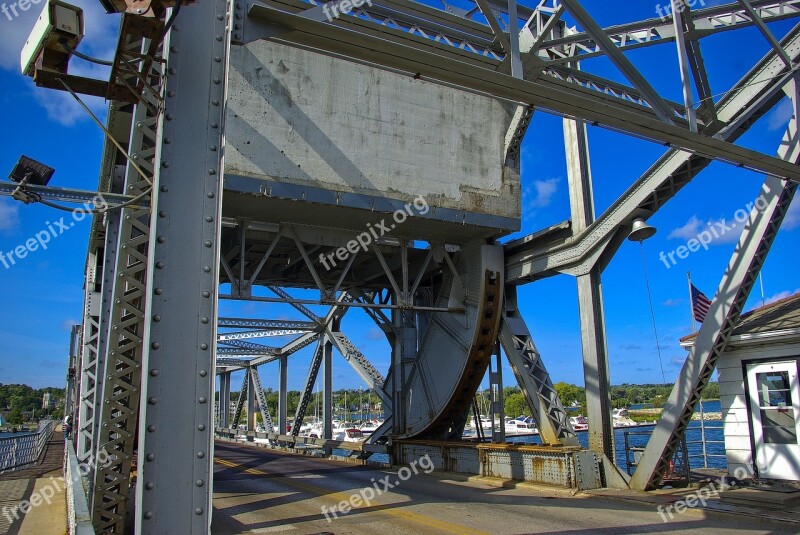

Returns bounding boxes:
[630,112,800,491]
[249,367,276,433]
[505,23,800,283]
[134,0,229,530]
[291,338,325,436]
[218,317,317,330]
[499,287,578,446]
[91,32,162,532]
[243,0,800,181]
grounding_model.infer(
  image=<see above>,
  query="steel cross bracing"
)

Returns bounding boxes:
[249,367,276,433]
[630,100,800,490]
[505,23,800,283]
[499,287,577,445]
[231,370,250,430]
[90,22,164,532]
[291,338,326,436]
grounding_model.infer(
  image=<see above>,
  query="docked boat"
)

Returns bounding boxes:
[333,428,366,442]
[504,416,538,435]
[569,416,589,431]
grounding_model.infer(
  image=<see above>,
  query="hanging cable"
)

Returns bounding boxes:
[59,39,114,66]
[161,1,184,39]
[639,242,667,385]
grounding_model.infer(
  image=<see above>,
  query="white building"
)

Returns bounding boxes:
[682,293,800,481]
[42,392,56,409]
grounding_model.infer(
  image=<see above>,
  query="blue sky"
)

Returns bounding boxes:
[0,1,798,395]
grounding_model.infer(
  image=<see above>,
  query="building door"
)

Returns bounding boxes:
[746,360,800,480]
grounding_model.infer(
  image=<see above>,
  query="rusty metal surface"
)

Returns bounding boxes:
[395,440,595,489]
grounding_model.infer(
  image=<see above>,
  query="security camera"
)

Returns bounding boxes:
[20,0,84,77]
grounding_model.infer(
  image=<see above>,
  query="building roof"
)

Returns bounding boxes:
[680,292,800,343]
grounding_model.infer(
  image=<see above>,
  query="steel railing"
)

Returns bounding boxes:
[64,438,94,535]
[0,420,55,472]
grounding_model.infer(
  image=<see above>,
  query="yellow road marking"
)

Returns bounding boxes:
[215,457,488,535]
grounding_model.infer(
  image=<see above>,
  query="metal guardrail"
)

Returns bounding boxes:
[64,438,94,535]
[0,420,55,472]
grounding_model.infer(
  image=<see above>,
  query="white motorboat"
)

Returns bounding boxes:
[569,416,589,431]
[504,416,538,435]
[333,428,366,442]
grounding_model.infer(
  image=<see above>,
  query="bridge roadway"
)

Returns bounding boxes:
[211,441,792,534]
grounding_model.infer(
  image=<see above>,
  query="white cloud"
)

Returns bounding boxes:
[526,178,559,209]
[667,215,703,240]
[784,195,800,230]
[765,288,800,305]
[0,0,119,124]
[662,298,683,307]
[0,197,20,231]
[767,99,794,132]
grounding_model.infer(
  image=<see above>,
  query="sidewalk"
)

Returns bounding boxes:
[0,426,67,535]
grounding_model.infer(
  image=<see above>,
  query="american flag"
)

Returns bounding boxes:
[691,284,712,323]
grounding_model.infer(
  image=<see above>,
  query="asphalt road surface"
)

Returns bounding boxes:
[212,441,795,534]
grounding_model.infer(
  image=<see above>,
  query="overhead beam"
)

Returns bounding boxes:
[248,3,800,182]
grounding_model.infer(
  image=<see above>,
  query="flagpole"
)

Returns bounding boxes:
[687,271,697,333]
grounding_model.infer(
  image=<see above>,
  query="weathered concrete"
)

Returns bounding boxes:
[225,40,521,228]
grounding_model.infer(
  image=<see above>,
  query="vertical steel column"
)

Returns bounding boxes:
[577,270,615,459]
[135,0,229,531]
[219,372,231,429]
[323,334,333,441]
[279,355,288,434]
[77,252,101,463]
[65,324,80,425]
[247,374,256,433]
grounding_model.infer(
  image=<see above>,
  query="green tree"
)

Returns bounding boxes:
[554,382,585,406]
[504,392,531,417]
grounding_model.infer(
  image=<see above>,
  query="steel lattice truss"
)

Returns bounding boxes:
[37,0,800,531]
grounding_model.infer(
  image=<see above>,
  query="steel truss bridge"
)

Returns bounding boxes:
[3,0,798,532]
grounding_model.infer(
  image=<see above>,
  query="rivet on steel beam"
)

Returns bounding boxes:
[201,317,209,323]
[168,67,177,75]
[151,342,160,349]
[207,192,215,198]
[209,146,217,152]
[147,425,156,432]
[235,33,241,40]
[145,482,155,490]
[164,138,171,144]
[144,511,153,519]
[202,291,210,298]
[200,343,208,350]
[196,480,204,487]
[162,161,170,168]
[216,35,223,41]
[148,397,157,405]
[198,424,206,431]
[203,266,211,273]
[198,397,207,404]
[214,57,221,62]
[157,236,166,244]
[146,453,155,461]
[206,216,213,222]
[200,370,207,377]
[161,185,169,192]
[154,288,163,295]
[150,369,159,376]
[167,91,175,97]
[204,240,212,247]
[216,14,223,20]
[195,508,204,515]
[235,23,241,30]
[170,46,178,53]
[159,211,167,218]
[156,262,164,269]
[197,452,205,458]
[211,100,219,106]
[208,169,216,175]
[166,114,174,121]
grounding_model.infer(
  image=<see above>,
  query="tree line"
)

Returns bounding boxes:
[0,384,66,424]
